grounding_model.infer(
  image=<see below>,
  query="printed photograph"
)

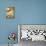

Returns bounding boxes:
[6,7,15,19]
[18,25,46,46]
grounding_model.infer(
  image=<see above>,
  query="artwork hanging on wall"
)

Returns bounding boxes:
[6,7,15,19]
[18,25,46,41]
[8,32,16,45]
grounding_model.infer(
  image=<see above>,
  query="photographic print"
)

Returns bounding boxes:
[18,24,46,46]
[6,7,15,19]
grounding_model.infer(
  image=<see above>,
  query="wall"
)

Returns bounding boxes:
[16,0,46,24]
[0,0,46,44]
[0,0,18,44]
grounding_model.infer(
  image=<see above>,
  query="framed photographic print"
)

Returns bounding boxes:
[6,7,15,19]
[18,24,46,41]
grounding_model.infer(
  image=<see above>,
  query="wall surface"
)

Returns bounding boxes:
[0,0,46,45]
[16,0,46,24]
[0,0,18,44]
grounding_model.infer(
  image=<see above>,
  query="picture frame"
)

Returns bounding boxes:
[6,6,15,19]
